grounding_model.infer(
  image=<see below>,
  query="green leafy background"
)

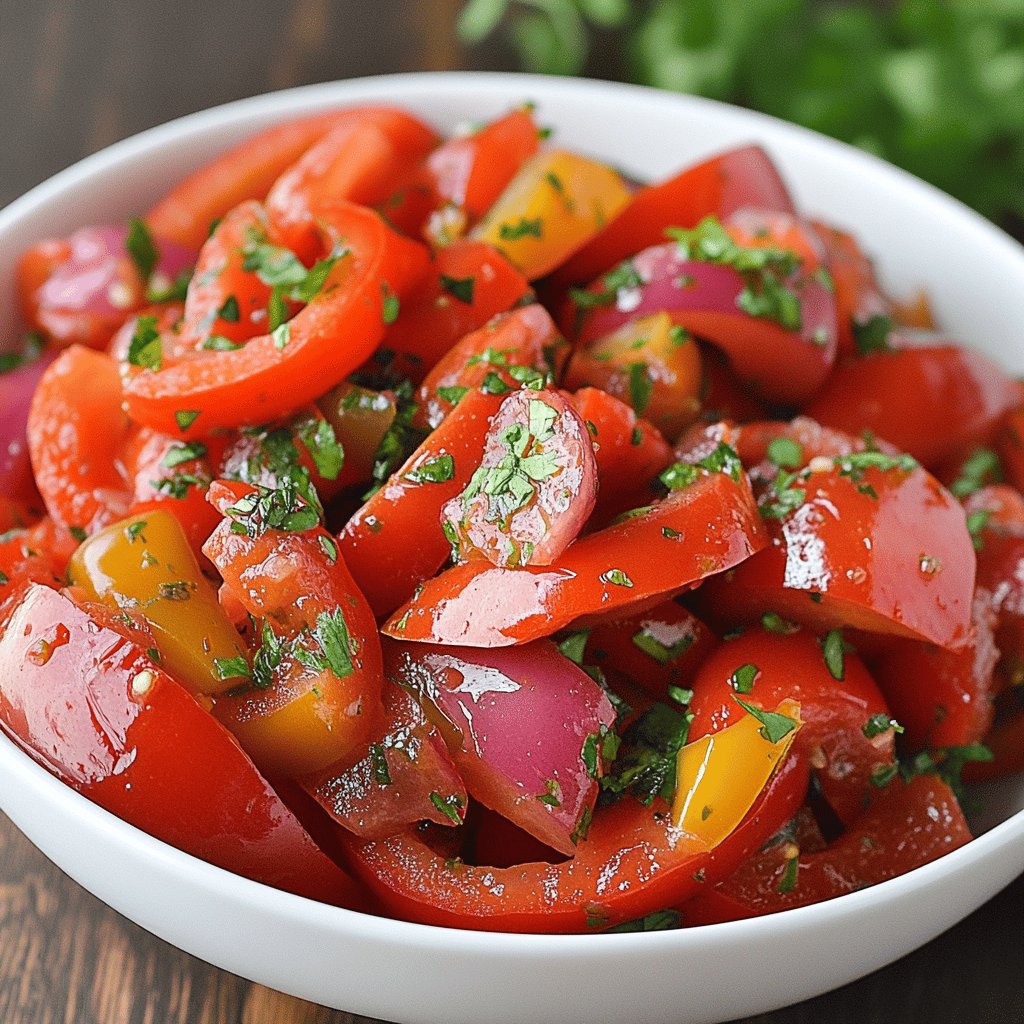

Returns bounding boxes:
[458,0,1024,235]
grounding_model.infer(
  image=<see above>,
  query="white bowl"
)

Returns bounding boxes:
[1,73,1023,1024]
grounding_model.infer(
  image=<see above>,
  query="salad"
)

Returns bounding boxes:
[1,101,1021,935]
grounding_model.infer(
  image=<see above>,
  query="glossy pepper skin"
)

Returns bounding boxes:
[384,463,767,646]
[697,461,976,652]
[203,481,386,780]
[0,582,366,907]
[682,775,971,925]
[68,510,249,697]
[341,703,806,933]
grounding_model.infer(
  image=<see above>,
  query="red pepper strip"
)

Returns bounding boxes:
[550,145,795,289]
[145,106,435,250]
[124,201,430,437]
[682,775,971,925]
[383,468,767,646]
[339,388,506,619]
[340,707,806,933]
[266,114,438,257]
[383,108,540,238]
[383,241,531,374]
[0,582,366,907]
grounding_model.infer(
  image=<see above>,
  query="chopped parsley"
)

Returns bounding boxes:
[312,608,355,679]
[822,628,846,681]
[201,335,244,351]
[660,442,743,490]
[537,778,562,807]
[319,535,338,563]
[125,521,147,543]
[950,448,1002,499]
[766,436,803,469]
[852,314,895,355]
[405,453,455,484]
[381,281,400,324]
[174,410,201,432]
[437,385,470,406]
[0,332,43,374]
[897,742,993,800]
[439,273,475,304]
[455,400,561,524]
[569,259,644,311]
[297,417,344,480]
[267,286,288,332]
[557,630,590,666]
[631,626,694,665]
[777,854,800,894]
[835,451,918,493]
[429,791,464,825]
[729,662,759,694]
[667,217,804,330]
[362,380,425,499]
[225,479,320,538]
[369,743,392,786]
[760,467,807,520]
[606,910,681,933]
[214,655,250,681]
[966,508,992,550]
[157,581,194,602]
[127,316,162,371]
[151,471,209,500]
[600,701,692,805]
[498,217,543,240]
[252,621,284,690]
[126,218,158,283]
[217,294,240,322]
[628,362,653,415]
[733,697,798,743]
[761,612,799,635]
[161,441,207,469]
[600,568,633,588]
[862,713,904,739]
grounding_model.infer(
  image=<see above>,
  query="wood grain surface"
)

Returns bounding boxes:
[1,2,1022,1022]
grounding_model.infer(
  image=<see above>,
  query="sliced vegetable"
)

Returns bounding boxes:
[0,582,365,906]
[385,457,766,646]
[472,150,631,280]
[441,388,597,568]
[68,510,249,697]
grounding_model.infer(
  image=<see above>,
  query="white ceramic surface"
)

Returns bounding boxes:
[1,73,1023,1024]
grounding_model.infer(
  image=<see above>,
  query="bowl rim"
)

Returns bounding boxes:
[1,70,1023,958]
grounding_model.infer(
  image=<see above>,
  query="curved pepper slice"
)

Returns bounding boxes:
[340,388,506,618]
[145,106,432,250]
[0,582,365,907]
[341,700,803,933]
[384,463,766,646]
[124,201,430,437]
[682,775,971,925]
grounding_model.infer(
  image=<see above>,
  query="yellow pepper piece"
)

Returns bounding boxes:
[673,699,802,842]
[471,150,631,280]
[68,510,248,697]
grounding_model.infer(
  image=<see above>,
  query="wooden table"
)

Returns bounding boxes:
[2,2,1022,1021]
